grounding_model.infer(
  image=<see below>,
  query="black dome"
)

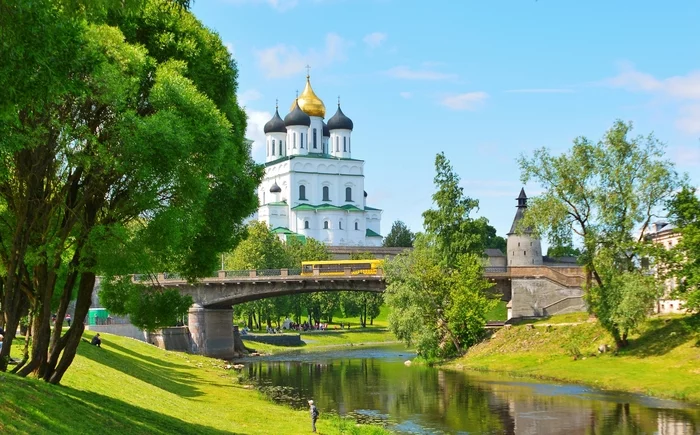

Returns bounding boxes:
[322,121,330,137]
[264,109,286,134]
[284,101,311,127]
[327,105,353,131]
[364,191,368,198]
[270,182,281,193]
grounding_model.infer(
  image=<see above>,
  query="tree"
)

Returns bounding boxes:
[483,224,507,253]
[547,245,582,258]
[0,0,261,382]
[422,153,489,267]
[665,187,700,312]
[385,153,495,358]
[518,120,682,348]
[384,235,494,359]
[285,237,331,324]
[383,221,415,247]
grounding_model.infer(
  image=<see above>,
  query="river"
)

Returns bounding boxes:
[240,345,700,434]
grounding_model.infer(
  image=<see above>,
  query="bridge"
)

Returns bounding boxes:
[131,265,584,359]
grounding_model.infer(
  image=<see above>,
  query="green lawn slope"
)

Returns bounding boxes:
[243,327,398,355]
[0,332,390,435]
[450,313,700,403]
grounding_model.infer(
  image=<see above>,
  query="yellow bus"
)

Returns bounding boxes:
[301,259,384,276]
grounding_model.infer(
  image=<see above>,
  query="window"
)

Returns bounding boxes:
[279,141,283,155]
[345,187,352,202]
[299,185,306,200]
[524,251,527,256]
[301,133,304,149]
[272,139,276,156]
[339,221,343,230]
[304,220,310,229]
[323,221,329,229]
[343,137,347,152]
[354,222,359,230]
[335,136,339,152]
[293,133,296,149]
[313,129,317,149]
[349,137,351,152]
[322,186,330,201]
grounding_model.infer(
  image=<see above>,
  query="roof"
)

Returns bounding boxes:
[508,188,531,235]
[364,206,382,211]
[485,248,505,257]
[264,109,286,134]
[264,154,364,168]
[291,204,365,212]
[327,105,354,131]
[366,228,382,238]
[284,101,311,127]
[270,227,296,235]
[264,201,287,207]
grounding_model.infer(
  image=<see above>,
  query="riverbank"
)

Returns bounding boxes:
[242,327,399,355]
[0,332,390,434]
[448,313,700,403]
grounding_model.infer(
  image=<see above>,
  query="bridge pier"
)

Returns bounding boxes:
[188,304,236,359]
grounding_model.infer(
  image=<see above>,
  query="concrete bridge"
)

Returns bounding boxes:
[130,265,584,359]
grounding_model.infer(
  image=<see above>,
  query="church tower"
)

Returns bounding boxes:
[327,101,353,159]
[263,104,287,162]
[507,188,543,266]
[294,74,325,154]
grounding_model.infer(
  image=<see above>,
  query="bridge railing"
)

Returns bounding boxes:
[131,267,384,283]
[484,267,508,273]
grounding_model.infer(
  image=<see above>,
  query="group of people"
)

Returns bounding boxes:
[51,313,72,326]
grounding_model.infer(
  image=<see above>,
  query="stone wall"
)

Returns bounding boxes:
[510,278,586,318]
[242,333,302,346]
[145,326,191,352]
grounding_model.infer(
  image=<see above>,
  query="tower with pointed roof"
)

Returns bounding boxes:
[253,73,382,247]
[506,188,543,266]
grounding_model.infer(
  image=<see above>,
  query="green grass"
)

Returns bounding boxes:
[243,327,398,355]
[0,332,391,435]
[485,300,507,321]
[450,313,700,403]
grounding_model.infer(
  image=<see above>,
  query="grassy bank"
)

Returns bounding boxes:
[243,327,399,355]
[0,332,390,434]
[449,313,700,403]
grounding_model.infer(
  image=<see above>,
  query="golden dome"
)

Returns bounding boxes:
[292,76,326,118]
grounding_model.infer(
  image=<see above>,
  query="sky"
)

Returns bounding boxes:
[191,0,700,246]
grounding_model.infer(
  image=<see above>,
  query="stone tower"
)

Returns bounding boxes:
[506,188,543,267]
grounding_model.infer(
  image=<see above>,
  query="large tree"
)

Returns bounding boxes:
[665,187,700,312]
[385,153,495,358]
[0,0,261,382]
[339,252,383,327]
[517,120,682,347]
[383,220,415,248]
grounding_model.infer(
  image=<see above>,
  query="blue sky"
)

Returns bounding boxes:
[192,0,700,246]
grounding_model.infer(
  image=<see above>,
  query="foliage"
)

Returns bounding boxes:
[224,221,290,270]
[422,153,489,267]
[339,252,383,327]
[547,244,582,258]
[383,220,415,247]
[483,224,507,253]
[384,235,494,359]
[0,0,261,383]
[666,187,700,311]
[518,120,683,347]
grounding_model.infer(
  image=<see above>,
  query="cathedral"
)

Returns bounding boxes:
[251,74,383,246]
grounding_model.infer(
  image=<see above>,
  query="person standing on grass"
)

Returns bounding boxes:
[308,400,319,432]
[66,314,71,327]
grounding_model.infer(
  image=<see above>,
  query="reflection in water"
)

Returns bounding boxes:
[242,347,700,434]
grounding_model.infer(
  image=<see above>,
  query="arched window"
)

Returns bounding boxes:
[354,222,359,230]
[335,136,339,152]
[345,187,352,202]
[323,221,329,229]
[293,134,296,149]
[343,137,347,152]
[272,139,276,156]
[299,185,306,200]
[279,141,283,155]
[349,137,351,152]
[304,220,310,229]
[322,186,330,201]
[339,221,343,230]
[313,129,317,149]
[300,133,304,149]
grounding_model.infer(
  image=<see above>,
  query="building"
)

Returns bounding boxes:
[644,221,686,314]
[249,74,383,246]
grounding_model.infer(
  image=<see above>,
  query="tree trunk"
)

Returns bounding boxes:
[247,313,253,330]
[10,316,32,374]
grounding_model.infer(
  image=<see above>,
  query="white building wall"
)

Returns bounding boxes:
[329,129,352,158]
[286,126,309,156]
[265,132,286,162]
[507,234,543,266]
[308,116,324,154]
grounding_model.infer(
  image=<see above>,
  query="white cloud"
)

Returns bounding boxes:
[440,92,489,111]
[244,109,272,156]
[384,65,457,81]
[399,92,412,99]
[255,33,351,78]
[238,89,262,106]
[672,144,700,167]
[363,32,387,49]
[505,88,574,94]
[224,41,235,56]
[675,105,700,135]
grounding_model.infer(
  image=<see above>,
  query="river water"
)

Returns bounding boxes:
[241,345,700,434]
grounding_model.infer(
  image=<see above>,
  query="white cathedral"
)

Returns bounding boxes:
[250,74,383,246]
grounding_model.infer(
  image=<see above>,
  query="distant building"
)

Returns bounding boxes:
[644,221,686,314]
[249,74,383,246]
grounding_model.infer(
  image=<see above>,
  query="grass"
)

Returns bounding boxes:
[449,313,700,403]
[485,300,507,321]
[0,332,391,435]
[243,327,398,355]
